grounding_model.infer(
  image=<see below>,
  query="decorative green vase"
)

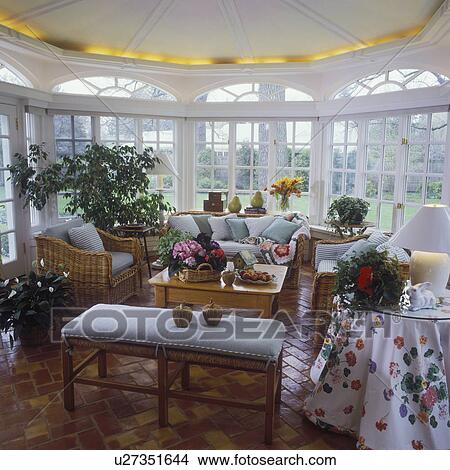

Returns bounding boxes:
[228,195,242,213]
[250,191,264,208]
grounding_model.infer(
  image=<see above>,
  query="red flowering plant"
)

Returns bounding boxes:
[333,249,404,308]
[168,233,227,277]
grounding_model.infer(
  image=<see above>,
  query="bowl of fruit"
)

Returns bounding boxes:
[236,268,276,285]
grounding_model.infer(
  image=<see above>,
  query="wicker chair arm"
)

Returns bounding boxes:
[97,229,143,265]
[35,234,114,284]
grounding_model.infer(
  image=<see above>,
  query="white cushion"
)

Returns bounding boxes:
[68,223,104,252]
[208,214,237,241]
[168,215,201,237]
[376,242,410,263]
[317,260,338,273]
[245,216,275,237]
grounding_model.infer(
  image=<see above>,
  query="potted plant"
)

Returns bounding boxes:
[334,249,404,308]
[158,229,193,267]
[0,263,71,347]
[168,234,227,282]
[327,195,370,226]
[8,143,175,232]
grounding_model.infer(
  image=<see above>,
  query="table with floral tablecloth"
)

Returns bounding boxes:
[304,292,450,450]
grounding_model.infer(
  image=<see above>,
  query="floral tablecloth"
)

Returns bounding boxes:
[304,294,450,450]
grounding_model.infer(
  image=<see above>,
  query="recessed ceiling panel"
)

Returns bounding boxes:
[0,0,444,64]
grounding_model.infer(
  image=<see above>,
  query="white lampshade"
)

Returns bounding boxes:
[147,151,178,177]
[390,204,450,253]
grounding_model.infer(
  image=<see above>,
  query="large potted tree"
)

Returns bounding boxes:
[9,143,174,236]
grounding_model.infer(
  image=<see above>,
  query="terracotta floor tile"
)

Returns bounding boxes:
[0,265,356,450]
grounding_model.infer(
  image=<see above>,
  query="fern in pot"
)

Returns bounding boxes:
[0,262,71,347]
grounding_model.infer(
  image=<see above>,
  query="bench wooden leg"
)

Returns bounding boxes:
[265,361,277,445]
[61,342,75,411]
[158,350,169,427]
[181,362,190,390]
[98,350,107,378]
[276,350,282,405]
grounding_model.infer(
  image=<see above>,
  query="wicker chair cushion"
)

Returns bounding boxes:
[339,239,377,262]
[317,260,338,273]
[62,304,285,362]
[111,252,134,276]
[367,231,391,245]
[69,223,105,252]
[168,215,201,237]
[43,217,84,244]
[376,243,411,263]
[314,241,358,270]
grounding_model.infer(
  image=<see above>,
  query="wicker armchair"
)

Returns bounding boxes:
[35,229,142,307]
[311,235,410,313]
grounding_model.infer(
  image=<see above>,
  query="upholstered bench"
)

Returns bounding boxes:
[61,304,285,444]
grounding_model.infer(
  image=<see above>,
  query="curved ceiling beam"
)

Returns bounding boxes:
[123,0,177,54]
[0,0,85,25]
[216,0,254,60]
[280,0,367,46]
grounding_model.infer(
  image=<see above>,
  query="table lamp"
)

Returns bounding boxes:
[146,151,178,225]
[147,150,178,190]
[390,204,450,297]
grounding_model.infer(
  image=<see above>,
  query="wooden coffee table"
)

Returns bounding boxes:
[148,264,288,318]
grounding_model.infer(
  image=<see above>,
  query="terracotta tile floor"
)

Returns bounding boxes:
[0,266,355,450]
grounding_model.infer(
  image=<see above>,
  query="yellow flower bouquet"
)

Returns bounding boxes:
[269,176,303,211]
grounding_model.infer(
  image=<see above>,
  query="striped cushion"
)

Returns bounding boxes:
[314,241,357,270]
[68,223,104,252]
[376,242,410,263]
[317,260,338,273]
[367,231,390,246]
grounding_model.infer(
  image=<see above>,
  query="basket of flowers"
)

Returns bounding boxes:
[168,234,227,282]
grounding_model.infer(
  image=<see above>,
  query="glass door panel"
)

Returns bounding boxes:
[0,104,24,277]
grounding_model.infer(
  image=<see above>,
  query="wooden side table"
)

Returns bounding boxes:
[113,225,156,285]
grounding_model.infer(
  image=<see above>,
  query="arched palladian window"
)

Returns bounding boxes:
[53,76,177,101]
[196,83,313,102]
[0,63,29,87]
[333,69,450,99]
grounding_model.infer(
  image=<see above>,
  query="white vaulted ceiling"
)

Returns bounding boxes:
[0,0,444,65]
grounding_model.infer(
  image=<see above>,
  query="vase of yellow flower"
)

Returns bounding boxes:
[269,176,303,212]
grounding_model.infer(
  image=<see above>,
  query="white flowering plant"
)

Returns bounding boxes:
[0,261,71,347]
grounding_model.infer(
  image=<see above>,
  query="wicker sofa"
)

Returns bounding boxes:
[165,211,307,288]
[311,235,410,313]
[35,219,142,306]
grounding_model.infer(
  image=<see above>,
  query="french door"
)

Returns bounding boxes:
[0,104,25,278]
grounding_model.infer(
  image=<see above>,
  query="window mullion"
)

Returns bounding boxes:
[355,119,366,200]
[228,121,236,203]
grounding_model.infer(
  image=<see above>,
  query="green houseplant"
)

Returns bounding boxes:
[8,143,175,232]
[0,263,71,347]
[327,195,370,226]
[334,249,403,308]
[158,229,193,267]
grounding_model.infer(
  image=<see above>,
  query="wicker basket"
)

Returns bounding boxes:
[177,263,222,283]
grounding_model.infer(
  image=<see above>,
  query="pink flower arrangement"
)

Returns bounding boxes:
[172,240,206,265]
[168,234,227,277]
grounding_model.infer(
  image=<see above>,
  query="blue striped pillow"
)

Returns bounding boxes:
[69,223,105,252]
